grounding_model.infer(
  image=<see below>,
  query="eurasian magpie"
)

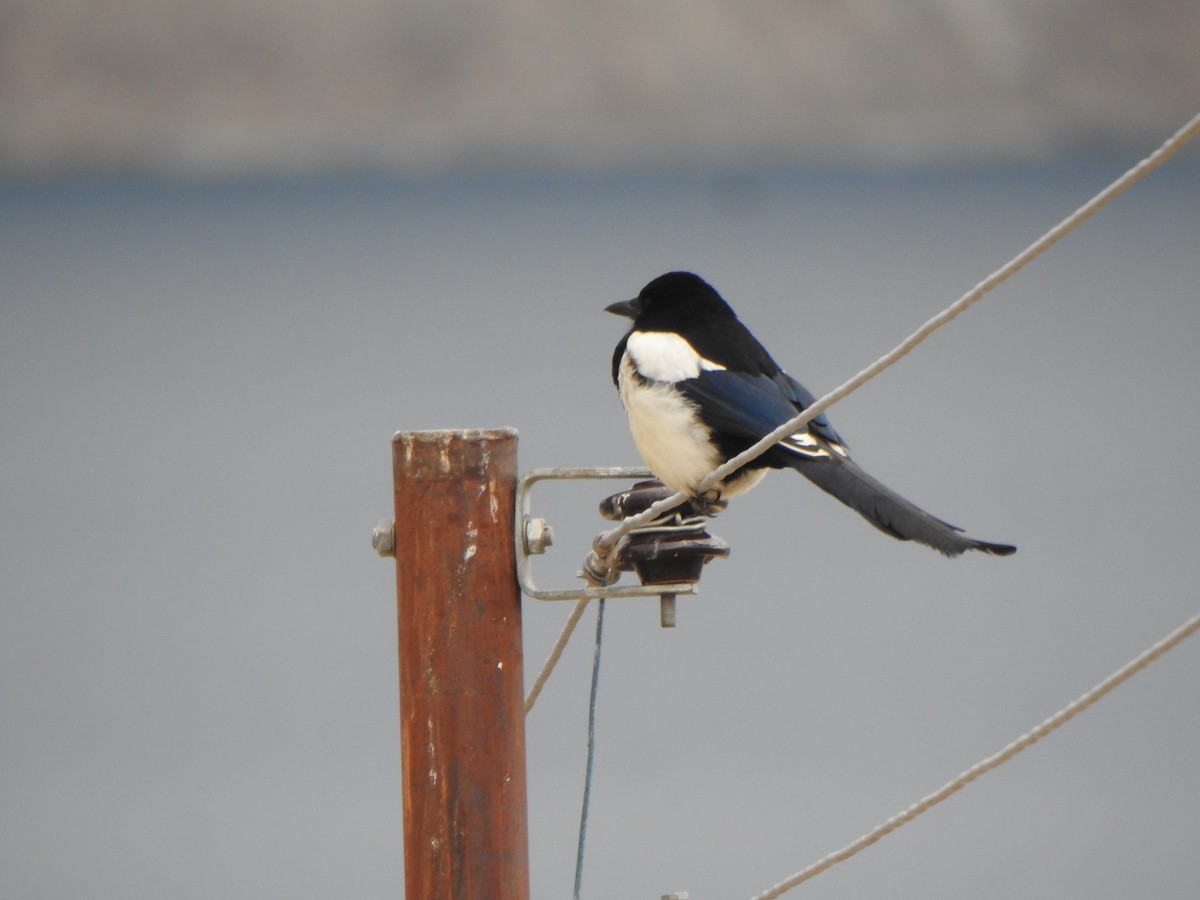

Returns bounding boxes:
[607,272,1015,557]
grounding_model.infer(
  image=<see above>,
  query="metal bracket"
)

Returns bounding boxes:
[515,466,700,602]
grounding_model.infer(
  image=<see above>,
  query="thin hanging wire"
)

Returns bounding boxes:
[573,598,606,900]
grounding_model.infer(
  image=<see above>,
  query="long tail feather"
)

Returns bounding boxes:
[790,455,1016,557]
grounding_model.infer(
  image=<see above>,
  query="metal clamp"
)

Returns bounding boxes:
[515,467,700,602]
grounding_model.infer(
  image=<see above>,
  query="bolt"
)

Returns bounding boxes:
[372,519,396,557]
[660,594,677,628]
[523,517,554,555]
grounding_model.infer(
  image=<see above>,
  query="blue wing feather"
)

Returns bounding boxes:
[677,369,847,449]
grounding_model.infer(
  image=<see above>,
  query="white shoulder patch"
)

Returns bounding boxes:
[626,331,726,383]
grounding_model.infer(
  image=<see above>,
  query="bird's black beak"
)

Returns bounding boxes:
[605,297,642,319]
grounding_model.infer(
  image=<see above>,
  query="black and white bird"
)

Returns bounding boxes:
[607,272,1015,557]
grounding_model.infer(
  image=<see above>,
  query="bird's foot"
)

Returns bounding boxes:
[687,489,728,518]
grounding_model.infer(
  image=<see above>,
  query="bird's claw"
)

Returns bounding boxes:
[688,489,728,517]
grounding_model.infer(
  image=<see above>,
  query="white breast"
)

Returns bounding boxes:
[617,351,766,498]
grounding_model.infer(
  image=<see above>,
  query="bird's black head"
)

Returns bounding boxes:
[605,272,737,328]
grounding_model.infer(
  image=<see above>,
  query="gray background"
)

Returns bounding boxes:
[3,3,1199,898]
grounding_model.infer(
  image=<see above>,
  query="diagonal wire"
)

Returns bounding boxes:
[592,110,1200,561]
[526,597,591,714]
[750,611,1200,899]
[517,109,1200,896]
[512,108,1200,898]
[525,109,1200,726]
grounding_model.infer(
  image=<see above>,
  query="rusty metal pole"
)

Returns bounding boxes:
[391,428,530,900]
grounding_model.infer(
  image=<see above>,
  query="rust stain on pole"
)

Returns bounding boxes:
[392,428,529,900]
